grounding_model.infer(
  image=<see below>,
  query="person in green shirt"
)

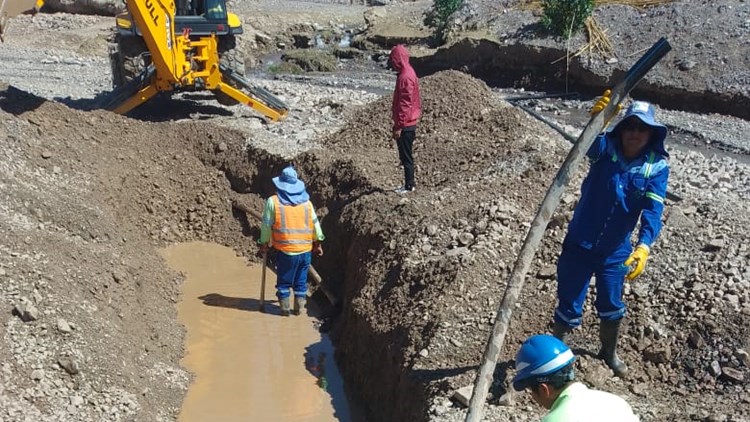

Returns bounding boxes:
[513,334,639,422]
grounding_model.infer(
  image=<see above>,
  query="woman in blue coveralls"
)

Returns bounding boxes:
[553,92,670,378]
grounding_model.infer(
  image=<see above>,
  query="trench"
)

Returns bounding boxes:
[195,143,438,422]
[163,241,356,421]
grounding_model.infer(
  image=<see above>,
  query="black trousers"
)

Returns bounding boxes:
[396,127,416,189]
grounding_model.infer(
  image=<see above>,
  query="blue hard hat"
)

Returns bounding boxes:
[512,334,576,391]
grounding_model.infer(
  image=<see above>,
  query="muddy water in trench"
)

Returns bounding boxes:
[161,242,353,422]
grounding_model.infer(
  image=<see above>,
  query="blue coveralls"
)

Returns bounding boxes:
[554,131,669,327]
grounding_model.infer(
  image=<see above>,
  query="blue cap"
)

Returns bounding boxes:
[273,166,309,204]
[610,101,668,156]
[512,334,576,391]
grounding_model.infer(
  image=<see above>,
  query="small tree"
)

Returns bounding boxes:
[424,0,464,45]
[540,0,594,38]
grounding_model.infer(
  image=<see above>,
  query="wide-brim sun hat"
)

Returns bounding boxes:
[273,166,306,194]
[512,334,576,391]
[610,101,668,146]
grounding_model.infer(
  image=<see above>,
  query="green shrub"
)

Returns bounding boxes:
[267,62,304,75]
[424,0,464,45]
[540,0,594,38]
[281,49,337,72]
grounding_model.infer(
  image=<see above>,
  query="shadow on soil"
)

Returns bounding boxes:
[57,92,235,121]
[197,293,265,313]
[0,85,47,114]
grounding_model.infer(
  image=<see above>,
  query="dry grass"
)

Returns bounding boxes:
[584,16,615,58]
[551,16,615,64]
[530,0,676,62]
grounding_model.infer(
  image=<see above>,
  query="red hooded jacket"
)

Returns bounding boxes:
[390,45,421,130]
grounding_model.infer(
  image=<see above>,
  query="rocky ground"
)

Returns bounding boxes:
[0,1,748,421]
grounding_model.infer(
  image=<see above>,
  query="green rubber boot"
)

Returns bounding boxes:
[279,296,291,317]
[598,319,628,378]
[293,297,306,316]
[552,321,574,344]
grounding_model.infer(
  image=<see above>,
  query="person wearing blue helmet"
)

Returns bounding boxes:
[552,93,670,378]
[513,334,638,421]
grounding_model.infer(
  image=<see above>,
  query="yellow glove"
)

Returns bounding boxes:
[589,89,623,127]
[624,244,650,280]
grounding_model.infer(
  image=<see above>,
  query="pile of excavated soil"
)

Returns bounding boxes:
[324,70,542,191]
[0,85,260,421]
[314,70,575,421]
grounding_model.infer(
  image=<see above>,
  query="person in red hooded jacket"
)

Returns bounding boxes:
[389,44,422,194]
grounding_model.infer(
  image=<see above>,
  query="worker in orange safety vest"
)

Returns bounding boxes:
[258,166,324,316]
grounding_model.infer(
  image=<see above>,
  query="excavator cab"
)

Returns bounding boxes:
[114,0,242,38]
[180,0,229,22]
[202,0,225,19]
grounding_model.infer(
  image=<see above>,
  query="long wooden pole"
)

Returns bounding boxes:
[464,38,672,422]
[259,249,267,312]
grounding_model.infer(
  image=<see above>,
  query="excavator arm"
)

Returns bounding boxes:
[124,0,183,89]
[0,0,44,40]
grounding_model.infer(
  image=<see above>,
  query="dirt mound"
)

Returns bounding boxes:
[0,84,259,421]
[324,70,538,191]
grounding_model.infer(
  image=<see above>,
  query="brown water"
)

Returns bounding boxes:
[162,241,353,422]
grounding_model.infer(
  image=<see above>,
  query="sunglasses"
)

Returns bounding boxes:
[621,120,652,133]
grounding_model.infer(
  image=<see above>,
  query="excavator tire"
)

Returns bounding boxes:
[215,35,246,106]
[108,32,150,89]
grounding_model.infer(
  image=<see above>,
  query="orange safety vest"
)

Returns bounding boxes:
[271,196,315,253]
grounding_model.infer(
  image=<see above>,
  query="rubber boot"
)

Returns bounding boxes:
[598,319,628,378]
[279,296,291,317]
[293,296,306,316]
[552,321,573,344]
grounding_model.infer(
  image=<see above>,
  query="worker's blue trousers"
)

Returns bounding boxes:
[276,251,311,299]
[554,240,630,327]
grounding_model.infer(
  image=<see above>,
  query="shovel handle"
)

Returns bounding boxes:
[260,249,268,309]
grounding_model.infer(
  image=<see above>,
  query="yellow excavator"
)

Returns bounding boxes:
[0,0,288,121]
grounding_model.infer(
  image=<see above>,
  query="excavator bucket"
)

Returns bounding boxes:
[0,0,43,40]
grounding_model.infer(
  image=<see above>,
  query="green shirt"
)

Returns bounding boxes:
[543,382,639,422]
[258,197,325,255]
